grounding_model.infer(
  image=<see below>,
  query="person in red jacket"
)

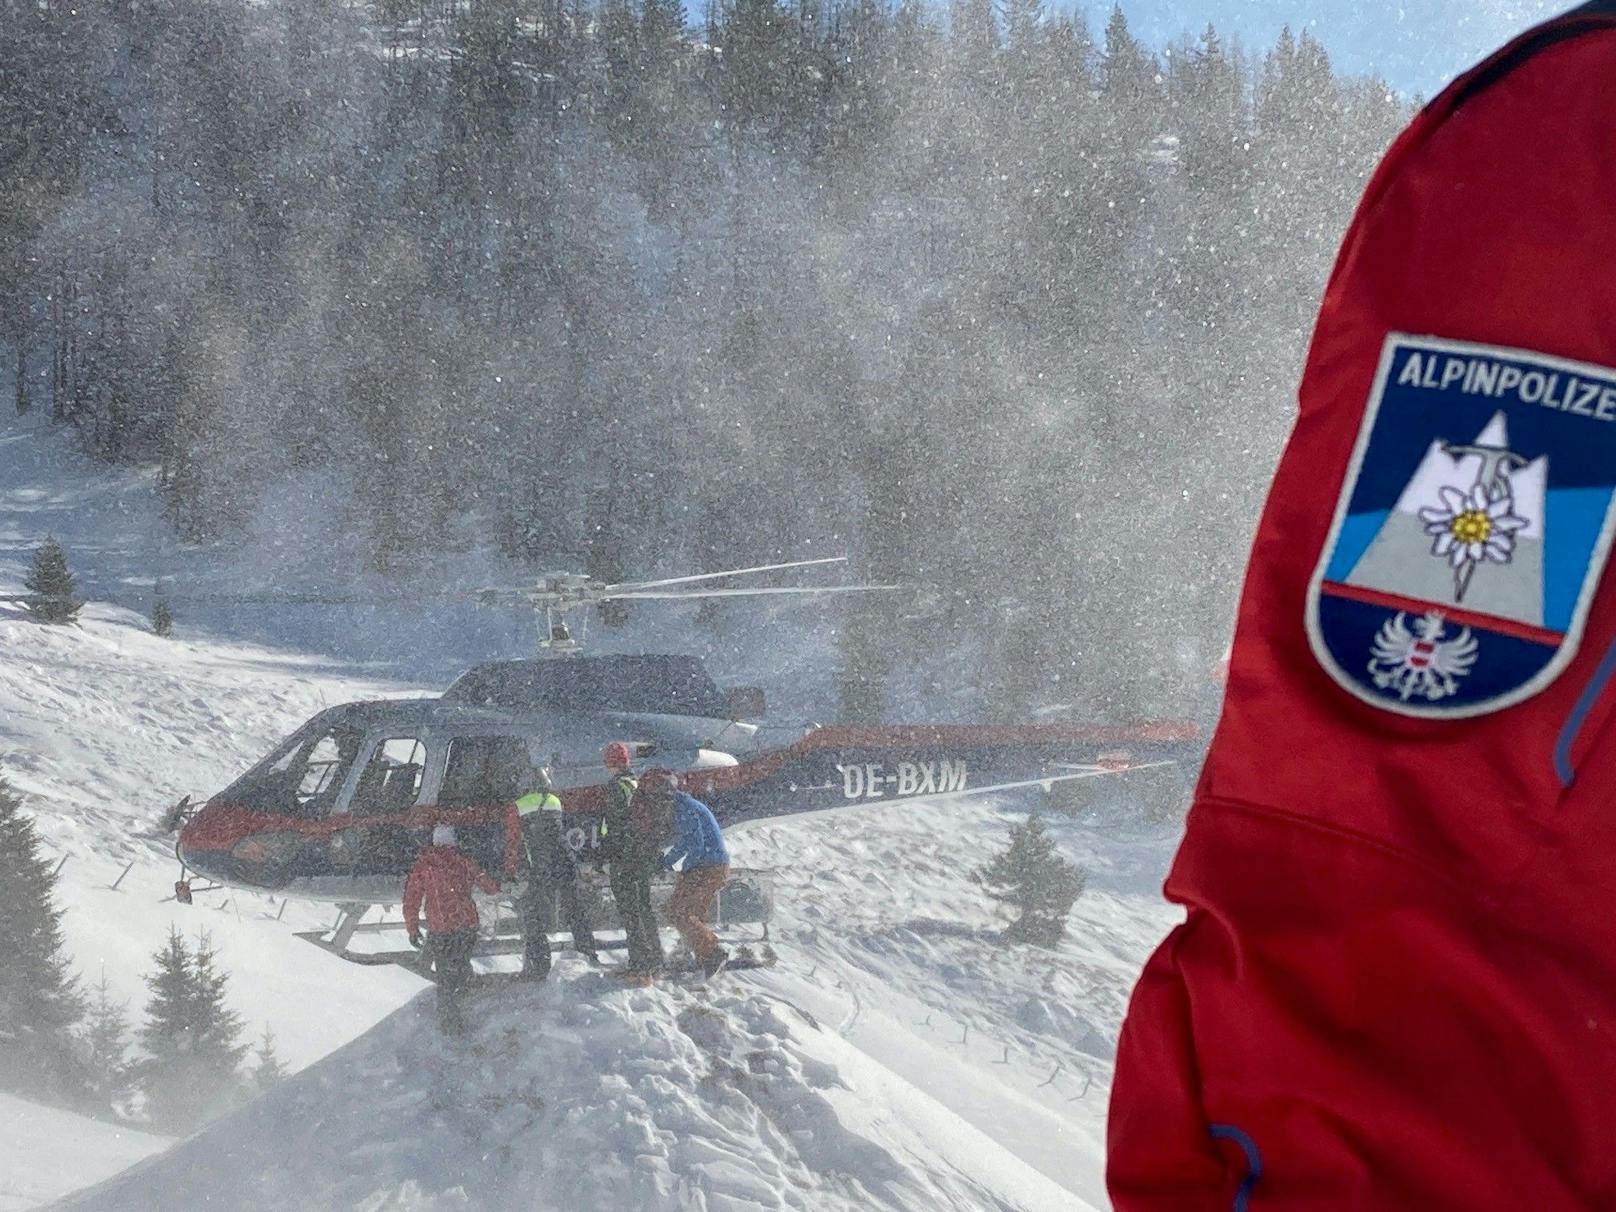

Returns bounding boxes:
[1108,5,1616,1208]
[404,824,499,1034]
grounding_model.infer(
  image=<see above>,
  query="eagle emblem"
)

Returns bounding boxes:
[1368,611,1479,702]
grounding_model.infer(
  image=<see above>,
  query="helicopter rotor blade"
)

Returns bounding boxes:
[610,584,903,600]
[604,556,848,594]
[171,590,491,606]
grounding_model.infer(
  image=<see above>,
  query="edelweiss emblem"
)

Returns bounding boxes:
[1311,336,1616,718]
[1368,611,1479,702]
[1416,443,1529,602]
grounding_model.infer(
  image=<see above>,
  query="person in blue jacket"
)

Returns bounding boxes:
[636,770,731,976]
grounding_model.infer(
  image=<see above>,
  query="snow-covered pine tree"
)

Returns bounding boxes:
[0,770,86,1100]
[136,929,196,1129]
[973,814,1086,946]
[84,970,133,1111]
[251,1025,286,1092]
[150,591,173,637]
[188,933,249,1116]
[23,536,84,624]
[138,929,247,1131]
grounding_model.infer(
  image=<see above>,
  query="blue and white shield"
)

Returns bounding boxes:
[1307,334,1616,718]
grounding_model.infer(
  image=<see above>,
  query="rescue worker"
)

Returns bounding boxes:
[1108,7,1616,1207]
[404,824,499,1034]
[638,771,731,977]
[514,764,599,979]
[600,741,664,976]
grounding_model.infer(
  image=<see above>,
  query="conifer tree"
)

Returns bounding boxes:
[251,1025,286,1092]
[0,770,85,1098]
[189,935,248,1079]
[84,971,133,1110]
[1101,3,1153,109]
[641,0,686,65]
[23,536,84,624]
[137,929,195,1128]
[138,929,246,1131]
[150,591,174,637]
[973,814,1085,946]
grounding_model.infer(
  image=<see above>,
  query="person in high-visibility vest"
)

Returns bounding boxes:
[514,765,598,979]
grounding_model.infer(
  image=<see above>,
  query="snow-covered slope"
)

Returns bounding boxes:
[58,971,1096,1212]
[0,417,1186,1208]
[744,808,1177,1207]
[0,1095,167,1212]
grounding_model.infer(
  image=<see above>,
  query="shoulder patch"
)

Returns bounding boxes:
[1307,333,1616,718]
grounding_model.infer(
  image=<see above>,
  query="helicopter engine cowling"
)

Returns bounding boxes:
[654,747,740,773]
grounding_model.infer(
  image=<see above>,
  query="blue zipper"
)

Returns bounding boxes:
[1209,1124,1263,1211]
[1554,635,1616,786]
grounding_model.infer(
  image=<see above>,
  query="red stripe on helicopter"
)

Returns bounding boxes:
[186,719,1199,842]
[183,801,524,872]
[632,720,1201,801]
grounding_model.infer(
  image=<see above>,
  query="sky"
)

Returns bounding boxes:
[1096,0,1572,95]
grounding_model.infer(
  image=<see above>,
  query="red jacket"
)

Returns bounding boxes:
[403,846,499,936]
[1110,8,1616,1209]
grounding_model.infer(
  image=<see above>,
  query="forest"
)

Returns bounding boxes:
[0,0,1409,716]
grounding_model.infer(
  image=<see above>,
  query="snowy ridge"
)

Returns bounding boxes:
[55,971,1093,1212]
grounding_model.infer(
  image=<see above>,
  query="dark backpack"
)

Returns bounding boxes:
[629,793,675,857]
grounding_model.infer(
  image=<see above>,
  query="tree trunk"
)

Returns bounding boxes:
[13,314,28,416]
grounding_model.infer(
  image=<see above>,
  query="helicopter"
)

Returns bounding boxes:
[169,558,1200,966]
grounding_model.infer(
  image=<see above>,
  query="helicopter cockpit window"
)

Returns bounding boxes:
[439,735,534,807]
[218,722,365,817]
[347,737,427,816]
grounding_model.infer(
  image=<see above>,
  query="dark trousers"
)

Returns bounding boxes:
[519,867,599,977]
[608,856,664,972]
[427,927,478,1033]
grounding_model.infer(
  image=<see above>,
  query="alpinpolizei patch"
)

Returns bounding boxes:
[1307,334,1616,718]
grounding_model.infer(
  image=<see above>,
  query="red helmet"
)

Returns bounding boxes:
[603,741,633,771]
[637,768,678,798]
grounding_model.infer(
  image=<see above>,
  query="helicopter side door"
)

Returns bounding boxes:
[435,731,540,875]
[328,732,434,876]
[435,729,611,866]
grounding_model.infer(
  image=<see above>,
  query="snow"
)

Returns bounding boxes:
[57,969,1095,1212]
[0,1094,167,1211]
[0,417,1186,1208]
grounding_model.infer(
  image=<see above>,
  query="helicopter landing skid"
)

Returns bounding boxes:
[295,901,531,972]
[295,902,430,972]
[298,879,782,976]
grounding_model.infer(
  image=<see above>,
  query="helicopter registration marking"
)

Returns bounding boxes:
[836,759,968,800]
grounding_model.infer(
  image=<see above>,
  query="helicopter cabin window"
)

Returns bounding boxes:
[347,737,427,816]
[292,729,365,817]
[439,735,535,807]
